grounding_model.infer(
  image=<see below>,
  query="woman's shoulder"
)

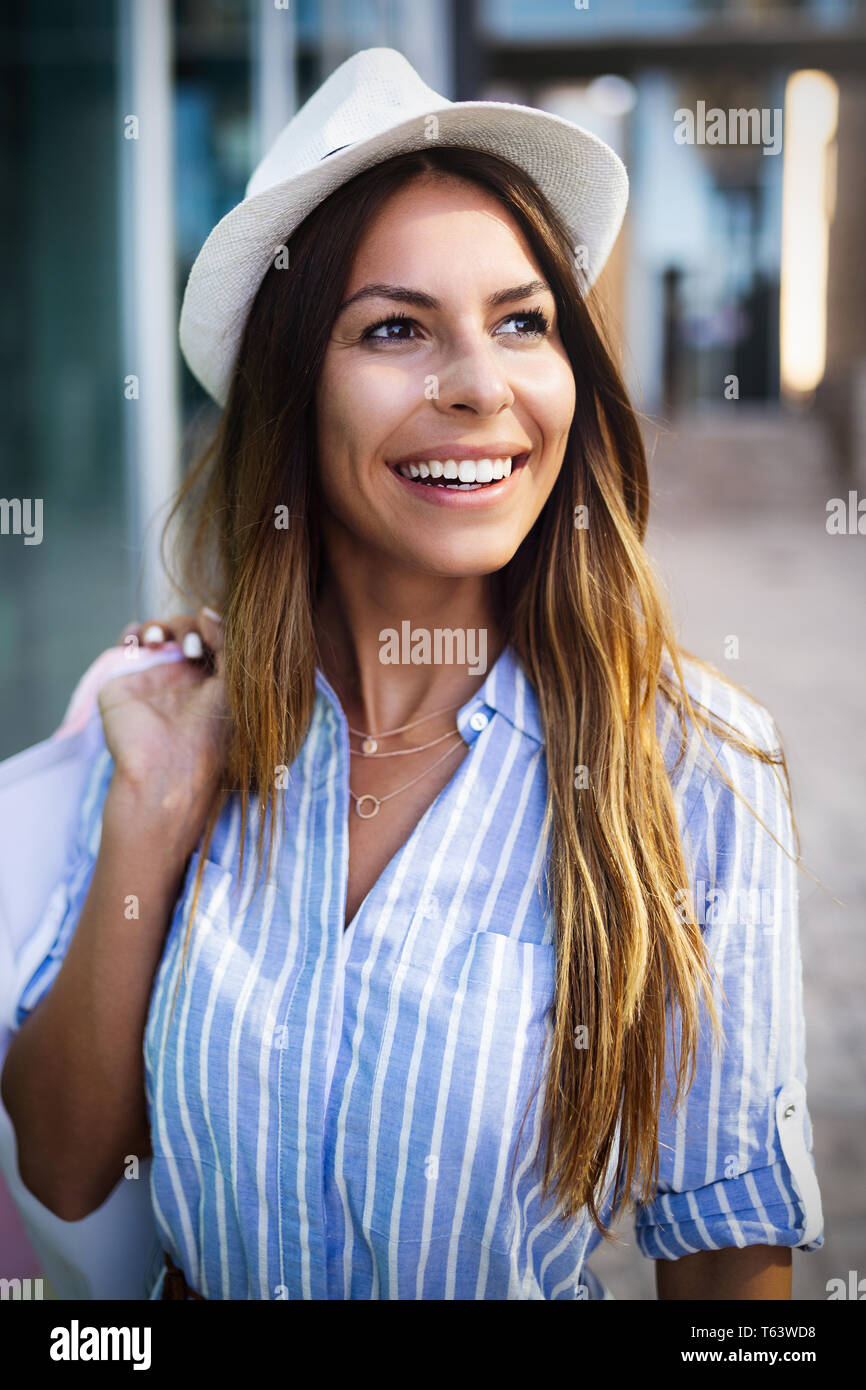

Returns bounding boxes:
[656,649,785,816]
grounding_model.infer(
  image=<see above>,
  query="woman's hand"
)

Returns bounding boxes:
[98,607,231,862]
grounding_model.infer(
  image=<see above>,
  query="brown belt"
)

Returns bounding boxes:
[161,1250,206,1300]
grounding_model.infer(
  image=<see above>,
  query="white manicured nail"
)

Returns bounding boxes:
[201,606,223,623]
[182,631,204,659]
[142,624,165,645]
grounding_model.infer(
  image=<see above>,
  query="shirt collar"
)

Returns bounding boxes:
[314,641,544,748]
[456,641,543,747]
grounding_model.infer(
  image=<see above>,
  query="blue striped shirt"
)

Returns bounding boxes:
[16,643,824,1298]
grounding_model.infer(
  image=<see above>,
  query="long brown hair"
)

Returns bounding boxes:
[162,145,799,1239]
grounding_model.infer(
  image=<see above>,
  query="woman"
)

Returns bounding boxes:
[2,49,823,1300]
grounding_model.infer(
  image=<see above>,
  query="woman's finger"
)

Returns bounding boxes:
[136,614,209,656]
[140,619,171,647]
[197,608,225,666]
[119,612,221,669]
[197,607,223,643]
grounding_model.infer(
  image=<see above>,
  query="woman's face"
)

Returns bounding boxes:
[315,174,576,578]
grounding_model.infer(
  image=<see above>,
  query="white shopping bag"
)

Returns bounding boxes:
[0,643,185,1299]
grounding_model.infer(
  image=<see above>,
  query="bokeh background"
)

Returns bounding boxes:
[1,0,864,1300]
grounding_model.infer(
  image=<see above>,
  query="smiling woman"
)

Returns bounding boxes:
[1,48,823,1302]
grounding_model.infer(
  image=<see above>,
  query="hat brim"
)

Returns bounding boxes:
[178,99,628,407]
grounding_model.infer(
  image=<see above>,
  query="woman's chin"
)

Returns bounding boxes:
[383,537,519,580]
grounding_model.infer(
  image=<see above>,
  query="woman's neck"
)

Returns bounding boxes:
[313,557,501,738]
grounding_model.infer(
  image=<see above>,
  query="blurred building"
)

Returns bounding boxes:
[477,1,866,442]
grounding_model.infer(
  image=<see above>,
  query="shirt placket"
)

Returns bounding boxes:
[301,675,498,1298]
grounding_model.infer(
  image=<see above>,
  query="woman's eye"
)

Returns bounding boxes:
[364,314,416,342]
[361,306,551,344]
[497,309,550,338]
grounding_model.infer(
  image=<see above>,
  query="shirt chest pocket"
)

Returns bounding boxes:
[359,931,556,1247]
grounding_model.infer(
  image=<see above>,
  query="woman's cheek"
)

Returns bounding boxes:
[317,367,374,465]
[354,358,429,419]
[518,352,576,428]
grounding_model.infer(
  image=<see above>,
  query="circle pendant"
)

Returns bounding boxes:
[355,794,380,819]
[361,737,377,755]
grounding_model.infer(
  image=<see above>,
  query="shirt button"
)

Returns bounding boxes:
[784,1103,797,1118]
[469,710,489,731]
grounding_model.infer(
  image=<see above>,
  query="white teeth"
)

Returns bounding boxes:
[394,455,516,485]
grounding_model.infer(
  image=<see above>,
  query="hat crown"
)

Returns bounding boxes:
[246,47,448,198]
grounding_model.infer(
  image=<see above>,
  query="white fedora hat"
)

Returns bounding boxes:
[178,46,629,408]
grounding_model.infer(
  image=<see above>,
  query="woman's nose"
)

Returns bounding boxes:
[432,336,515,416]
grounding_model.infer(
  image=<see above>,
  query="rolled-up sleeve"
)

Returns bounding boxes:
[15,740,115,1026]
[634,694,824,1259]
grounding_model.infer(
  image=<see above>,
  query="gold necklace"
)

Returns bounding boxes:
[349,733,465,818]
[347,700,462,755]
[349,726,459,758]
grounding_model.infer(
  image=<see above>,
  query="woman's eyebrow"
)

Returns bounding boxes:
[337,279,552,316]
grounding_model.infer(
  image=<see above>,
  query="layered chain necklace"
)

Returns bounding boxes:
[347,700,464,818]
